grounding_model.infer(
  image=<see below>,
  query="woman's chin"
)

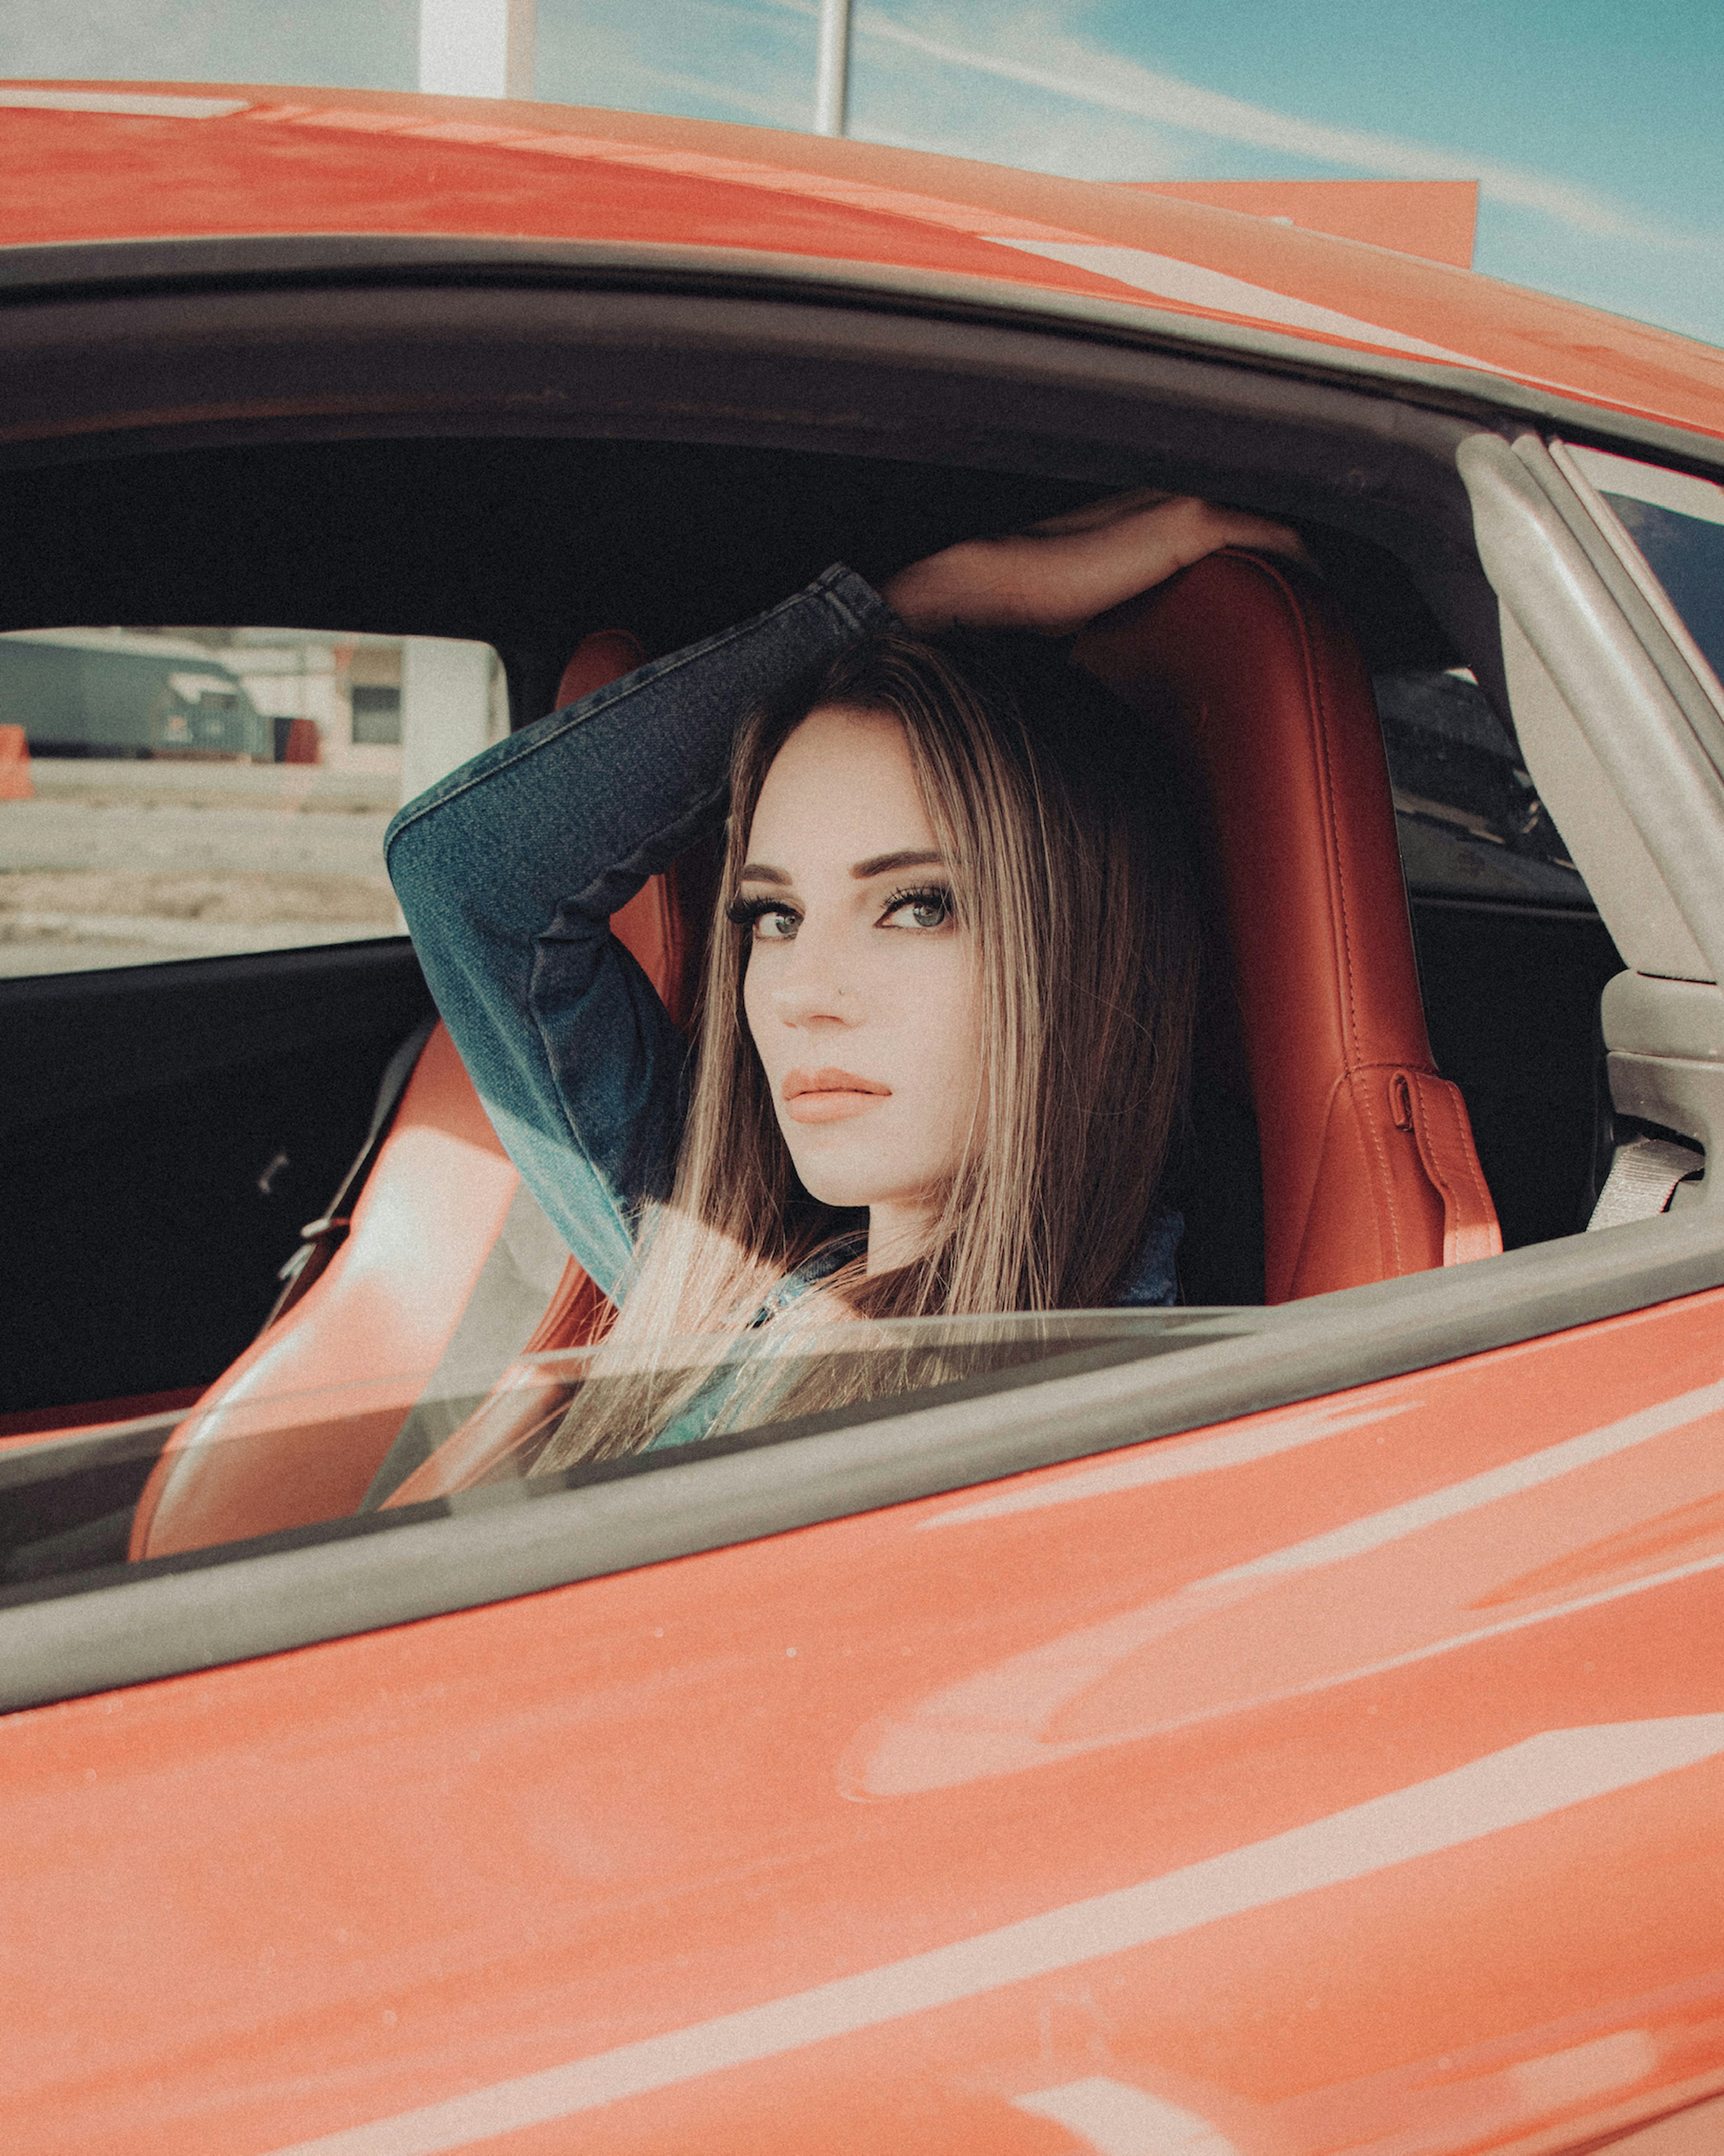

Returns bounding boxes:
[793,1163,884,1210]
[787,1142,920,1215]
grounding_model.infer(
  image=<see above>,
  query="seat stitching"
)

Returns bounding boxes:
[1251,552,1402,1277]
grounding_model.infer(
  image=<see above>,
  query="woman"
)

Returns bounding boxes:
[387,490,1302,1465]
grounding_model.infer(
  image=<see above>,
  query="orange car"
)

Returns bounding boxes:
[3,81,1724,2156]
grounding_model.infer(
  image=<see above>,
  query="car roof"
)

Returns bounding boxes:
[1,80,1722,443]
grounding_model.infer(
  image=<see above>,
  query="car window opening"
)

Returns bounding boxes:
[0,626,509,978]
[0,396,1683,1677]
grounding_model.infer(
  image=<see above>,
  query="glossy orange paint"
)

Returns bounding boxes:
[1,84,1722,440]
[9,1283,1724,2153]
[1125,179,1480,268]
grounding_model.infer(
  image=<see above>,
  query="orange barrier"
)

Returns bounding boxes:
[0,724,33,800]
[282,717,322,764]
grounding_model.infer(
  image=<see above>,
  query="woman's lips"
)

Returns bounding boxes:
[783,1066,892,1125]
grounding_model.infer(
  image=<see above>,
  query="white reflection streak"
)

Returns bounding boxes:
[1015,2080,1240,2156]
[267,1721,1724,2156]
[990,240,1488,366]
[0,89,250,117]
[856,1539,1724,1795]
[1212,1376,1724,1583]
[859,1379,1724,1793]
[922,1400,1420,1528]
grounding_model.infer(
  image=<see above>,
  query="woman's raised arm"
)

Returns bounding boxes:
[384,567,896,1295]
[882,490,1309,638]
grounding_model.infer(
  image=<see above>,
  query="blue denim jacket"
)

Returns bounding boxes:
[386,566,1179,1358]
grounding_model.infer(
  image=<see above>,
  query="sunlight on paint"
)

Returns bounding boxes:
[1510,2031,1658,2111]
[853,1380,1724,1795]
[988,239,1488,366]
[1015,2079,1240,2156]
[0,89,250,118]
[1212,1377,1724,1584]
[265,1719,1724,2156]
[922,1399,1420,1529]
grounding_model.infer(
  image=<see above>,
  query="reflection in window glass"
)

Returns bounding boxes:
[0,628,505,977]
[350,684,404,747]
[0,1311,1231,1597]
[1375,667,1593,908]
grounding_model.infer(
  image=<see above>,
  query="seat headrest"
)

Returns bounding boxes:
[556,631,646,709]
[1077,548,1498,1301]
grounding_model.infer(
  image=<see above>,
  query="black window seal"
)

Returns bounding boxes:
[0,231,1721,487]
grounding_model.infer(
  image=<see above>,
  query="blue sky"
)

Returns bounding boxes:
[5,0,1721,347]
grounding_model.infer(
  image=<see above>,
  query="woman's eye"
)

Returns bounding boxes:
[724,895,801,941]
[881,889,953,931]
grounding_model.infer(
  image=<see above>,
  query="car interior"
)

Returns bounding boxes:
[0,269,1634,1600]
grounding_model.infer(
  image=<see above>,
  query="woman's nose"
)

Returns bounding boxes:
[765,933,859,1029]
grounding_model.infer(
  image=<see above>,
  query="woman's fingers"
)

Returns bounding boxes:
[882,491,1313,635]
[1188,504,1316,569]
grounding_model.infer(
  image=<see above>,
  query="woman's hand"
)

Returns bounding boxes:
[881,489,1312,638]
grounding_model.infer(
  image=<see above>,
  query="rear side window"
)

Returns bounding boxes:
[1553,442,1724,706]
[1375,666,1593,908]
[0,627,506,978]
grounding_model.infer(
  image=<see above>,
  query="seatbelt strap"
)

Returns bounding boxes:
[1587,1134,1705,1232]
[1393,1068,1503,1265]
[263,1013,438,1328]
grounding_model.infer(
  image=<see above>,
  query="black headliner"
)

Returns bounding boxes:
[0,433,1458,718]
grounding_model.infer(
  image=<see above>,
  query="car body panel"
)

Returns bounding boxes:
[1,85,1722,441]
[9,1286,1724,2153]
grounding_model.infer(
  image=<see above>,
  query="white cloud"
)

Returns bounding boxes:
[538,0,1723,339]
[539,0,815,126]
[714,0,1693,249]
[843,3,1690,247]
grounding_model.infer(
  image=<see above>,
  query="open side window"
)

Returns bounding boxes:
[3,253,1724,1709]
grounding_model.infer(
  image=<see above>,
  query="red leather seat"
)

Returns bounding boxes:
[130,632,670,1560]
[1074,548,1499,1304]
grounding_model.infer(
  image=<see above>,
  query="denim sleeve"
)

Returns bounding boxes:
[384,566,898,1298]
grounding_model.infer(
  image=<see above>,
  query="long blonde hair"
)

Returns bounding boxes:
[538,629,1200,1468]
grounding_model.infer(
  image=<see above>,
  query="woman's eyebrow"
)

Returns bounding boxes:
[737,861,791,885]
[851,848,947,881]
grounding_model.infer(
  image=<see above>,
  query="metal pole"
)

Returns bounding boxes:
[419,0,535,98]
[504,0,536,100]
[814,0,851,136]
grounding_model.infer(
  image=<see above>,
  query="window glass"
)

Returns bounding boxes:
[0,1311,1218,1598]
[0,629,505,977]
[1555,442,1724,704]
[1375,666,1593,908]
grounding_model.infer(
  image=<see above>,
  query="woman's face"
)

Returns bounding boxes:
[738,704,982,1264]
